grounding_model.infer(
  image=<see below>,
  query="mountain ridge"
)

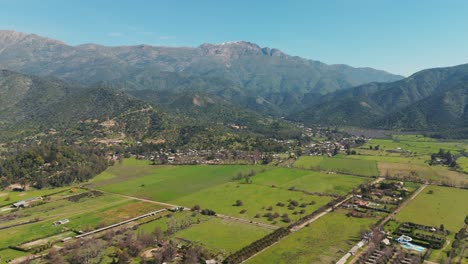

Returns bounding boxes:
[291,63,468,137]
[0,30,403,115]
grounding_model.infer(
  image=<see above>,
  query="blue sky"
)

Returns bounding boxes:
[1,0,468,76]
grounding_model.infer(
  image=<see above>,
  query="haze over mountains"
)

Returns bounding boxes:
[1,30,468,138]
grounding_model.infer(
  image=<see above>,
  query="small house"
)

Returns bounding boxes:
[54,219,70,226]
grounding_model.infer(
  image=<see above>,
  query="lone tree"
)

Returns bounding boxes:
[234,200,243,206]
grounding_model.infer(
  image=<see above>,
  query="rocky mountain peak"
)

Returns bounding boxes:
[198,41,285,59]
[0,30,66,47]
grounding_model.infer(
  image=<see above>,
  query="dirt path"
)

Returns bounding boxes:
[216,214,278,230]
[83,187,180,209]
[75,208,167,238]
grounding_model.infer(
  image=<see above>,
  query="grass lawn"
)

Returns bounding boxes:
[395,185,468,232]
[175,218,271,254]
[246,210,376,264]
[247,167,369,196]
[171,182,331,227]
[91,161,259,202]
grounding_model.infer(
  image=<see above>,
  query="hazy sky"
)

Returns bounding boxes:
[1,0,468,76]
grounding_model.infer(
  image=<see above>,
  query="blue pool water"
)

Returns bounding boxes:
[400,242,426,253]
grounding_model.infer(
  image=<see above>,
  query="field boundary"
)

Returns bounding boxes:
[75,208,167,238]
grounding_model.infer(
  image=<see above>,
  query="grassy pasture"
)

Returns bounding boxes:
[456,156,468,173]
[293,156,379,177]
[0,248,27,262]
[364,138,468,156]
[171,182,331,227]
[245,167,369,195]
[395,185,468,232]
[175,218,271,254]
[0,186,72,207]
[293,156,324,169]
[0,193,164,249]
[92,160,369,225]
[137,212,271,255]
[344,154,429,166]
[91,160,259,202]
[378,162,468,186]
[246,210,375,264]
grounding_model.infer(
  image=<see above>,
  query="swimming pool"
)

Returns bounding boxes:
[400,242,426,253]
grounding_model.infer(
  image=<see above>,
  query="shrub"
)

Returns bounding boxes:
[289,200,299,207]
[234,200,243,206]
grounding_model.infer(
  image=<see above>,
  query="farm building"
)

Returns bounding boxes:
[53,219,70,225]
[12,197,43,208]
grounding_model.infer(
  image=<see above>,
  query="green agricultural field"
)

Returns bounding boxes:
[246,167,369,195]
[91,160,260,202]
[364,138,468,156]
[91,160,370,226]
[171,182,331,227]
[344,154,429,166]
[395,185,468,232]
[137,211,203,234]
[456,156,468,173]
[0,248,27,263]
[0,193,165,249]
[293,156,324,169]
[320,158,378,176]
[246,210,376,264]
[0,186,72,207]
[294,156,378,177]
[378,162,468,186]
[175,218,271,254]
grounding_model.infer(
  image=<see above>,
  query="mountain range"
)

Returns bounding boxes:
[292,63,468,137]
[0,30,402,115]
[1,30,468,139]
